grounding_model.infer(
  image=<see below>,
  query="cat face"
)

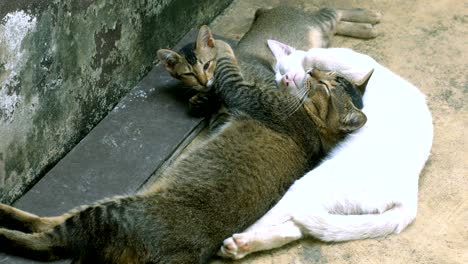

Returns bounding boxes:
[268,38,372,109]
[267,39,308,92]
[157,26,217,92]
[302,68,371,135]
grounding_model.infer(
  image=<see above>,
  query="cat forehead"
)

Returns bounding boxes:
[179,42,198,65]
[307,74,364,109]
[178,42,215,66]
[277,50,307,66]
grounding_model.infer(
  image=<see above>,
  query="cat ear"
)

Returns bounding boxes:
[355,69,374,94]
[197,25,215,49]
[340,110,367,132]
[157,49,182,71]
[267,39,295,60]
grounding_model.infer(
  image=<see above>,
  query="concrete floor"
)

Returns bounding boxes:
[207,0,467,263]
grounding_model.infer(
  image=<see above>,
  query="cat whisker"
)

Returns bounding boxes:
[283,84,312,118]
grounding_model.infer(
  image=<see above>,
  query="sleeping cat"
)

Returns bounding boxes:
[0,27,369,263]
[218,46,434,259]
[157,6,381,115]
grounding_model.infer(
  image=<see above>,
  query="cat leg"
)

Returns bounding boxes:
[333,8,382,39]
[218,219,303,259]
[336,21,380,39]
[188,92,221,117]
[336,9,382,24]
[187,92,230,132]
[0,203,67,233]
[0,228,65,261]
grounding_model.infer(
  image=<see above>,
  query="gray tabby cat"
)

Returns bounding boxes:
[0,26,368,263]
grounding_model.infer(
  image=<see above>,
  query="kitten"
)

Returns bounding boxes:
[0,27,368,263]
[157,7,381,115]
[218,46,433,259]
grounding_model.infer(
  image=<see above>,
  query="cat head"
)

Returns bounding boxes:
[267,39,308,91]
[157,25,217,92]
[301,68,371,147]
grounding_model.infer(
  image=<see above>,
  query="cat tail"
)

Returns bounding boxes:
[292,204,415,242]
[0,196,139,261]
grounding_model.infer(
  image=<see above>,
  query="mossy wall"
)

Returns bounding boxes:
[0,0,232,203]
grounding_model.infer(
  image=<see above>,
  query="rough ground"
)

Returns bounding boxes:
[206,0,466,263]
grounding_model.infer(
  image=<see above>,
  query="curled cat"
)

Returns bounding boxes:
[0,28,369,263]
[218,46,433,259]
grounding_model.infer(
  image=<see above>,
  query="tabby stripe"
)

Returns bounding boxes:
[218,72,243,84]
[215,64,240,77]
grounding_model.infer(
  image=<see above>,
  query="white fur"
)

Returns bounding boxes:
[218,47,433,259]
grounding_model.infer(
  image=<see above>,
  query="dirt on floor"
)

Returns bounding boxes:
[205,0,466,263]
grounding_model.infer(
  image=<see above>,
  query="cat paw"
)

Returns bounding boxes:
[188,92,220,117]
[217,233,251,259]
[338,8,382,25]
[366,10,382,24]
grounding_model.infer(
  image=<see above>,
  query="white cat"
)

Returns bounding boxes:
[218,44,434,259]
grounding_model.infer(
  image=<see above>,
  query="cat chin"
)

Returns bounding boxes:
[206,78,214,88]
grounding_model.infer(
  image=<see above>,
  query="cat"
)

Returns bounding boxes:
[157,6,381,116]
[217,45,434,259]
[0,27,369,263]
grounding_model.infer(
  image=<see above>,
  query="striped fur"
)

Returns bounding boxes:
[0,29,367,263]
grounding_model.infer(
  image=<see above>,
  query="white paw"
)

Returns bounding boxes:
[217,233,251,259]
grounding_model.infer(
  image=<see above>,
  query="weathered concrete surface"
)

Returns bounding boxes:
[0,0,232,203]
[207,0,466,263]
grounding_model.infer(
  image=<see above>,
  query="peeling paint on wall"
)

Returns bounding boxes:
[0,89,21,122]
[0,11,36,122]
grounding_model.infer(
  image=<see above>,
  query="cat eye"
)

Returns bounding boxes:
[183,72,195,77]
[203,61,211,70]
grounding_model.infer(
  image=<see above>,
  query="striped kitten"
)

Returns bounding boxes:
[157,6,381,115]
[0,26,368,263]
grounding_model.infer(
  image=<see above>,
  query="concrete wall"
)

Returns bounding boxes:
[0,0,232,203]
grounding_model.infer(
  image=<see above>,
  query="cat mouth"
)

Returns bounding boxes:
[192,79,213,92]
[282,73,302,90]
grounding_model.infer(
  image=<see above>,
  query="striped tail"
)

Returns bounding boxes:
[0,196,139,261]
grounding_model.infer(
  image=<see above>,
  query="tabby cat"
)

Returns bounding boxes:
[218,46,433,259]
[157,6,381,115]
[0,27,369,263]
